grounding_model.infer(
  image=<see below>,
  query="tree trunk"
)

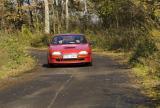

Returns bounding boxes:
[115,14,119,28]
[50,0,55,34]
[84,0,87,14]
[27,0,34,28]
[0,2,4,30]
[65,0,69,31]
[44,0,50,34]
[61,0,64,32]
[57,11,61,34]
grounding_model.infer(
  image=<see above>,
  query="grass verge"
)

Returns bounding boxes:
[133,64,160,97]
[0,31,44,80]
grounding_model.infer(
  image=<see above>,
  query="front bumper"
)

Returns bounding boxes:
[48,55,92,64]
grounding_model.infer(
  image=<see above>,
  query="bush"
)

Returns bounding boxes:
[22,27,49,47]
[30,33,49,47]
[130,38,157,64]
[84,29,108,50]
[83,27,152,52]
[0,32,29,70]
[0,30,45,76]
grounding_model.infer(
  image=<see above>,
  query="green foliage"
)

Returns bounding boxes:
[81,27,153,52]
[21,26,48,47]
[31,34,49,47]
[87,0,153,51]
[0,32,28,70]
[3,0,24,30]
[130,37,157,64]
[0,29,46,73]
[91,0,148,28]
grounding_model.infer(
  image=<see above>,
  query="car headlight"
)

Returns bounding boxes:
[79,51,88,55]
[52,51,62,56]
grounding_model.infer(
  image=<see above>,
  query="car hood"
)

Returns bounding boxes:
[49,44,90,51]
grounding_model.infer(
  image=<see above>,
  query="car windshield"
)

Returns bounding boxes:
[51,35,87,45]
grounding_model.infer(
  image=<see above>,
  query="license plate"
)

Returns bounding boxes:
[63,54,77,59]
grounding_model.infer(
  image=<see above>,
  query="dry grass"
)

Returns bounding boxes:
[0,32,38,80]
[133,64,160,99]
[0,57,36,79]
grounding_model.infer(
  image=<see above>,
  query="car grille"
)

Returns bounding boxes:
[56,58,84,62]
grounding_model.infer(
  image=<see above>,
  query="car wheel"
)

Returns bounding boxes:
[47,59,53,68]
[87,62,92,66]
[47,62,52,67]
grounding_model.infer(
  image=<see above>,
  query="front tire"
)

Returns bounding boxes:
[48,62,53,67]
[48,58,53,67]
[87,62,92,66]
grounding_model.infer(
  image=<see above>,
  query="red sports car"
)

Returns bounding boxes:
[47,34,92,66]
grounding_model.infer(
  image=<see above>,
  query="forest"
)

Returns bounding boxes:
[0,0,160,105]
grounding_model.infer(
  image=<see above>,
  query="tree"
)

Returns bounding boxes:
[27,0,34,28]
[65,0,69,31]
[84,0,87,14]
[44,0,50,34]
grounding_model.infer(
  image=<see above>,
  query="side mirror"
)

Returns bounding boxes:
[47,43,50,46]
[47,39,51,46]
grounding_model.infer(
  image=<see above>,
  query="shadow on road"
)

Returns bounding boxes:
[42,63,92,68]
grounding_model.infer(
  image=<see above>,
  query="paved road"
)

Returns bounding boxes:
[0,50,154,108]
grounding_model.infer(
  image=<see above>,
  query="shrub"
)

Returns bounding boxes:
[0,30,43,73]
[0,33,28,70]
[130,37,157,64]
[30,33,49,47]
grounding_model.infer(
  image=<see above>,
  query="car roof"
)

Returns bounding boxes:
[54,34,84,36]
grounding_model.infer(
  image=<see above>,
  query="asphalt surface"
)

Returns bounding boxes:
[0,50,155,108]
